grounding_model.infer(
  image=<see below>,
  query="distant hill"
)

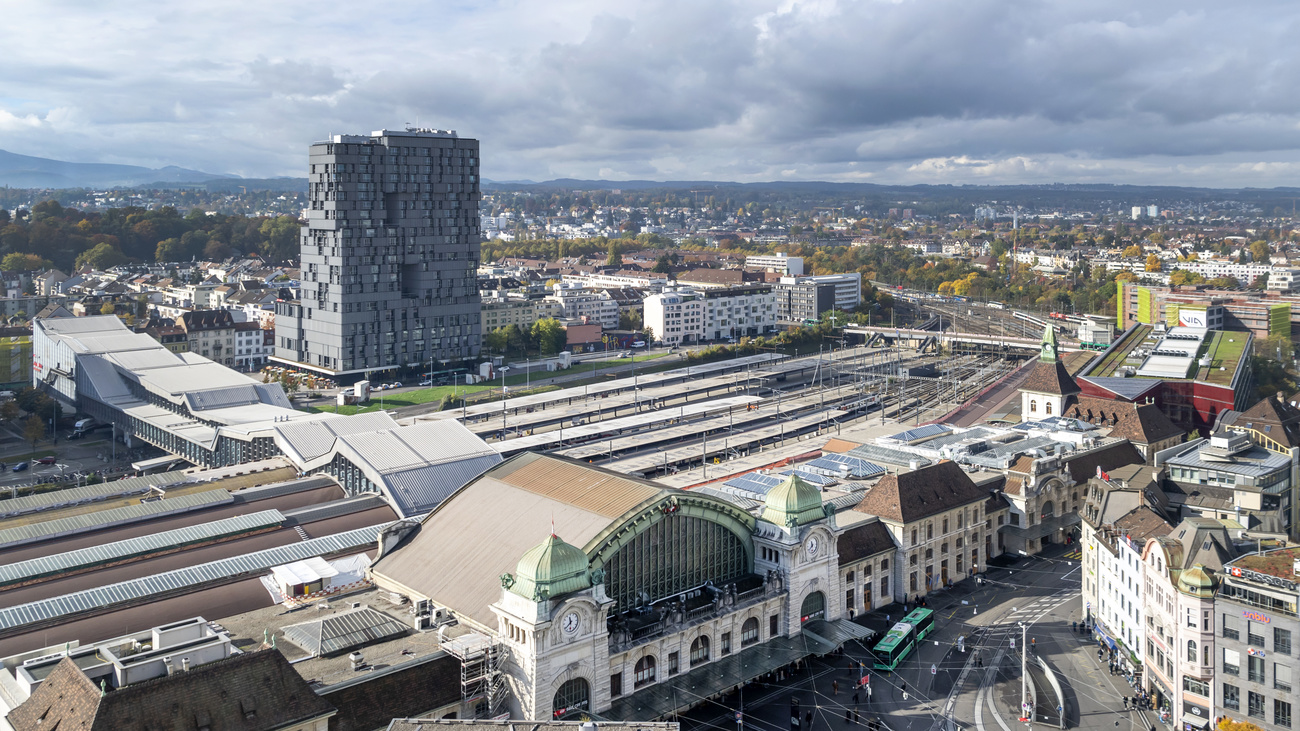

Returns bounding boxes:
[0,149,233,188]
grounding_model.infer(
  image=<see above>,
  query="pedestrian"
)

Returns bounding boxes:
[854,692,860,705]
[1031,638,1036,652]
[806,711,813,726]
[855,709,861,724]
[846,710,852,724]
[834,680,839,695]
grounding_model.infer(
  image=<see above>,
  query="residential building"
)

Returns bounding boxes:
[1081,464,1175,675]
[273,128,482,377]
[547,284,620,329]
[1141,518,1237,730]
[233,320,270,371]
[6,650,336,731]
[179,309,237,367]
[643,285,777,346]
[146,324,189,354]
[1215,547,1300,731]
[481,293,564,332]
[745,254,804,276]
[1221,394,1300,535]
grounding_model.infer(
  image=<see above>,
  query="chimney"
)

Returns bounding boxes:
[164,656,174,676]
[1279,391,1286,403]
[181,657,190,673]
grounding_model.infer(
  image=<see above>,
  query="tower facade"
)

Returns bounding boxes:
[273,128,482,377]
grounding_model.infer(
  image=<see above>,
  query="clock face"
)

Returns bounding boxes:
[561,612,580,634]
[806,536,820,557]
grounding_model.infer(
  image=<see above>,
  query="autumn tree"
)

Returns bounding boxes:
[100,302,117,316]
[1123,245,1142,257]
[23,415,44,453]
[1250,240,1271,262]
[1219,718,1267,731]
[1145,254,1162,272]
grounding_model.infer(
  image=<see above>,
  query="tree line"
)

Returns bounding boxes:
[0,201,300,273]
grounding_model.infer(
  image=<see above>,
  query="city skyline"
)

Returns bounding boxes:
[5,1,1300,187]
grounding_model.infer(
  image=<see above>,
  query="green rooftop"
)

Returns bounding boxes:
[1196,331,1248,385]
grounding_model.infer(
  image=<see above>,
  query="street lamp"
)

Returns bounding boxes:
[499,366,511,436]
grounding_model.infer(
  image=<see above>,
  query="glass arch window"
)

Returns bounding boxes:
[690,636,710,666]
[1188,640,1197,663]
[742,617,760,646]
[553,678,590,719]
[634,656,656,688]
[603,513,749,609]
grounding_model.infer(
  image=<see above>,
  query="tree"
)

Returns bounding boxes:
[484,326,511,355]
[23,415,44,453]
[74,242,127,270]
[1122,245,1142,258]
[652,254,672,274]
[605,241,622,268]
[1250,240,1271,262]
[1145,254,1162,272]
[0,400,19,424]
[0,253,48,271]
[100,302,117,316]
[1220,717,1268,731]
[1147,232,1166,245]
[259,216,300,261]
[530,318,567,356]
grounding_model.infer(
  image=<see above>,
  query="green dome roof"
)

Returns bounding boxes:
[1179,565,1215,596]
[761,473,825,528]
[508,534,591,601]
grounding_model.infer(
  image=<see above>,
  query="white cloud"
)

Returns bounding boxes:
[3,0,1300,185]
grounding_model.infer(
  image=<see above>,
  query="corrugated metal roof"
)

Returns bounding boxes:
[274,412,400,464]
[0,471,188,519]
[186,385,264,412]
[0,523,385,633]
[281,607,408,657]
[381,453,502,517]
[0,510,285,586]
[493,453,664,518]
[281,495,391,524]
[0,490,233,549]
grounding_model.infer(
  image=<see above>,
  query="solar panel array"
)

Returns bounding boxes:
[886,424,951,443]
[0,510,285,587]
[847,443,932,468]
[282,606,409,656]
[804,454,886,479]
[0,523,387,633]
[0,471,188,519]
[719,472,785,499]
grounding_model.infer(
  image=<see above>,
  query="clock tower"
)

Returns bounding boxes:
[1020,323,1080,420]
[751,473,843,635]
[491,533,613,720]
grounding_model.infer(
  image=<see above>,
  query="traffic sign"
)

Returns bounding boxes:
[1086,601,1091,609]
[931,664,937,676]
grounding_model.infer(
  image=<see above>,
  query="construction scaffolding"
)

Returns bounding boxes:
[441,632,508,718]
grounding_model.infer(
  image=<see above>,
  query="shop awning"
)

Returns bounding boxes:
[1181,714,1210,729]
[802,618,876,649]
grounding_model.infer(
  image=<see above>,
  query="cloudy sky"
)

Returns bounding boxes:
[4,0,1300,186]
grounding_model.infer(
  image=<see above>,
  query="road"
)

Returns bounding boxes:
[672,545,1135,731]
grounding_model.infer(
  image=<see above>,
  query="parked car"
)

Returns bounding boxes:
[35,456,56,465]
[418,379,433,386]
[12,462,28,472]
[392,381,403,388]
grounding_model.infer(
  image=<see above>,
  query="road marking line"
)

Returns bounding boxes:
[975,686,988,731]
[986,684,1013,731]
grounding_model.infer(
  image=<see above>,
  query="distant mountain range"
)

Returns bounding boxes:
[0,149,234,188]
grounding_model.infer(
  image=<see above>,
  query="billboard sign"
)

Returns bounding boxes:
[1178,310,1207,328]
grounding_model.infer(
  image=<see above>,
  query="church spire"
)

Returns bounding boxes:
[1040,323,1059,363]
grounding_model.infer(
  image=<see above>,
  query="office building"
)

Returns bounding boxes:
[273,128,482,378]
[1215,547,1300,731]
[745,253,804,276]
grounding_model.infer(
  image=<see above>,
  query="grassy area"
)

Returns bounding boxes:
[1201,331,1249,385]
[301,352,671,415]
[1088,324,1151,377]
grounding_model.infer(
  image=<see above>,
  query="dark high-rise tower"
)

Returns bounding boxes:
[273,128,482,377]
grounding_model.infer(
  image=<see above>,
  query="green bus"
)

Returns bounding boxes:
[903,607,936,641]
[872,621,917,671]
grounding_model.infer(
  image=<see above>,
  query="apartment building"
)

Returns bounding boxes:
[1141,518,1237,730]
[179,309,237,367]
[642,285,777,346]
[481,293,564,331]
[273,128,482,376]
[547,283,620,329]
[745,254,804,275]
